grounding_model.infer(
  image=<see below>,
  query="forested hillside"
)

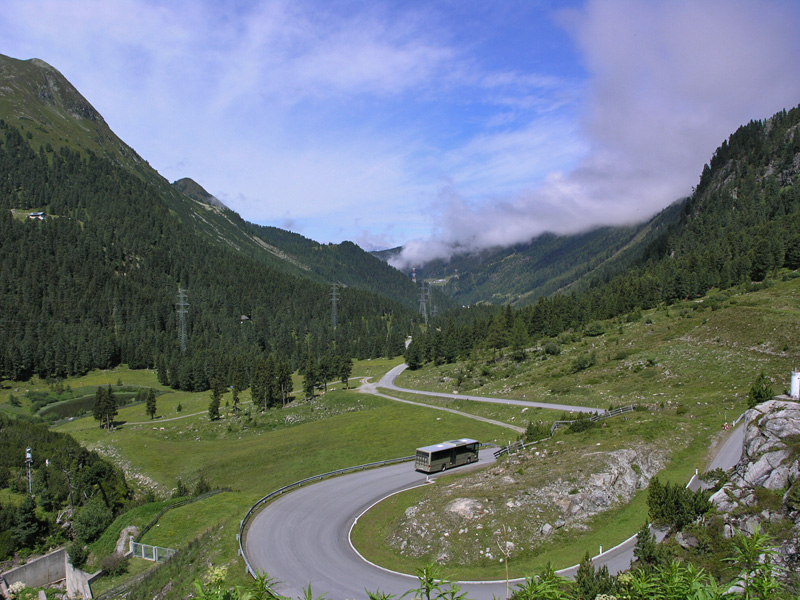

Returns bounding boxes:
[0,54,431,390]
[171,177,423,305]
[0,120,411,388]
[406,104,800,366]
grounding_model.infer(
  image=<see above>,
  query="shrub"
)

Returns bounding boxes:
[100,552,129,577]
[570,350,597,374]
[748,372,774,409]
[525,421,550,441]
[0,530,14,561]
[568,414,596,434]
[74,495,113,543]
[543,341,561,356]
[67,540,88,568]
[193,476,211,496]
[584,322,605,337]
[786,483,800,513]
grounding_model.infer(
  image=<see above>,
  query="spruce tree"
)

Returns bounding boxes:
[208,379,221,421]
[748,372,774,409]
[145,388,157,419]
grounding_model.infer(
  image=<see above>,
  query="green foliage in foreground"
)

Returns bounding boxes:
[180,527,792,600]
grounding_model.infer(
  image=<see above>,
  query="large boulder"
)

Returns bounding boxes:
[712,399,800,509]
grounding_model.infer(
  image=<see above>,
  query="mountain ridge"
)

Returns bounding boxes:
[0,53,418,305]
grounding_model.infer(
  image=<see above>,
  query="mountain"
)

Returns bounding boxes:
[0,54,419,386]
[0,53,418,305]
[406,103,800,369]
[383,105,800,309]
[172,177,229,209]
[403,203,684,306]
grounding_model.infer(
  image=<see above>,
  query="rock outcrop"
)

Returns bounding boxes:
[709,399,800,579]
[387,443,667,564]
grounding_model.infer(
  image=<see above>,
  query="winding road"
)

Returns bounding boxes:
[244,364,745,599]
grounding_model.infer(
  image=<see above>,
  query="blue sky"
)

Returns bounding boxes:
[2,0,800,267]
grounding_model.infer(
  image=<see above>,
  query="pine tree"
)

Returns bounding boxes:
[145,388,157,419]
[338,355,353,389]
[276,359,292,407]
[13,494,41,549]
[748,372,774,409]
[208,379,221,421]
[303,354,317,399]
[509,317,529,361]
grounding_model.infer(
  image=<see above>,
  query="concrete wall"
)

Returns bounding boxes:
[0,549,66,590]
[65,561,97,600]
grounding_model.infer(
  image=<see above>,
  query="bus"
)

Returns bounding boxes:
[415,438,479,473]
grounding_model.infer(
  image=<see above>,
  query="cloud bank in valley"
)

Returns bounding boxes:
[391,0,800,270]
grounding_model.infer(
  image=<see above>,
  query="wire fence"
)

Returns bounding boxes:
[130,541,176,562]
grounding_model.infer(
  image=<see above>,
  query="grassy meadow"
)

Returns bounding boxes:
[1,278,798,592]
[352,277,800,579]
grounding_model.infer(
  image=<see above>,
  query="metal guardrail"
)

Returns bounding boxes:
[237,455,414,579]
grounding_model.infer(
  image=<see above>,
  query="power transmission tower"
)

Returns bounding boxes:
[430,286,438,318]
[25,447,33,495]
[419,281,428,325]
[176,287,189,353]
[330,283,339,331]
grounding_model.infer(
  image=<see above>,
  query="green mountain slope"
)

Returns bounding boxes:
[0,53,418,306]
[405,103,800,370]
[0,55,416,386]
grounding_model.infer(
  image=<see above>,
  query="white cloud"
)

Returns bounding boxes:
[391,0,800,269]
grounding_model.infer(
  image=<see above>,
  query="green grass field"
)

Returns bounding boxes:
[350,278,800,579]
[3,278,798,593]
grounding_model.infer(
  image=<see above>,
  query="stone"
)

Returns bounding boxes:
[116,526,139,556]
[675,532,699,549]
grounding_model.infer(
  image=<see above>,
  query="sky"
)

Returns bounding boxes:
[2,0,800,269]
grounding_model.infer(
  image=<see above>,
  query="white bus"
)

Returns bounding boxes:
[414,438,479,473]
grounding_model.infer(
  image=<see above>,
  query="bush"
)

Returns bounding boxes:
[193,476,211,496]
[543,341,561,356]
[173,478,188,498]
[569,418,596,434]
[74,495,114,543]
[786,483,800,513]
[647,477,711,530]
[525,421,550,441]
[67,540,88,568]
[584,322,605,337]
[100,552,129,577]
[748,372,774,409]
[0,530,14,561]
[570,350,597,374]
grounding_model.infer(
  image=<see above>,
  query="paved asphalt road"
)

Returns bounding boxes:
[374,364,600,414]
[245,451,514,600]
[245,366,747,599]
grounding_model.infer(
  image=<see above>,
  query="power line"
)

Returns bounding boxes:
[176,287,189,353]
[419,281,428,325]
[330,283,339,331]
